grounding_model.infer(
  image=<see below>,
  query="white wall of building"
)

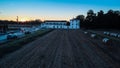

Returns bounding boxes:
[41,21,67,29]
[41,19,80,29]
[69,19,80,29]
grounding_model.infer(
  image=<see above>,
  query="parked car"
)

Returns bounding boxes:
[7,31,18,39]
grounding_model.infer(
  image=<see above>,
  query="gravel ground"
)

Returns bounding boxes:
[0,30,120,68]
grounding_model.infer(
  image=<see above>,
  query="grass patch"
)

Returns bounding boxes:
[0,29,53,58]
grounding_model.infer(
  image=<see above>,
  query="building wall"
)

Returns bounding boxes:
[41,21,67,29]
[41,19,80,29]
[69,19,80,29]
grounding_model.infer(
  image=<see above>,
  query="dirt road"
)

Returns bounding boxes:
[0,30,120,68]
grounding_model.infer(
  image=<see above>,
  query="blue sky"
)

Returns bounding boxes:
[0,0,120,21]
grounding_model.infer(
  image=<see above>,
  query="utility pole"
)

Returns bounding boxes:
[16,16,19,23]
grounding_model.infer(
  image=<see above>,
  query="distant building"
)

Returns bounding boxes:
[41,19,80,29]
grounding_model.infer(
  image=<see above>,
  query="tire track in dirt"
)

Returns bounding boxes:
[67,30,95,68]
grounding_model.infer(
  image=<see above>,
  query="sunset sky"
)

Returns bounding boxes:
[0,0,120,21]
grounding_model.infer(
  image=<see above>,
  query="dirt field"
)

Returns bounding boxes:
[0,30,120,68]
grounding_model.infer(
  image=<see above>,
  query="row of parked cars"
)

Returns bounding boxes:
[7,27,40,40]
[7,31,24,39]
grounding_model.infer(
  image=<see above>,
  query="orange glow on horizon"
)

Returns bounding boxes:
[0,16,70,22]
[19,18,27,22]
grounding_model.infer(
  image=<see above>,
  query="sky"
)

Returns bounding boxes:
[0,0,120,21]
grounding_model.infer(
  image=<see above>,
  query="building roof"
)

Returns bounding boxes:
[70,18,79,21]
[44,20,67,23]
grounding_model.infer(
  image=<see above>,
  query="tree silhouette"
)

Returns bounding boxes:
[76,9,120,29]
[76,15,85,27]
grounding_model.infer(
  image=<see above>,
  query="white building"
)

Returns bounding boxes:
[41,19,80,29]
[41,20,68,29]
[69,19,80,29]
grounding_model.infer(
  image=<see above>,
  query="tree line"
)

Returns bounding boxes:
[0,20,42,25]
[76,9,120,29]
